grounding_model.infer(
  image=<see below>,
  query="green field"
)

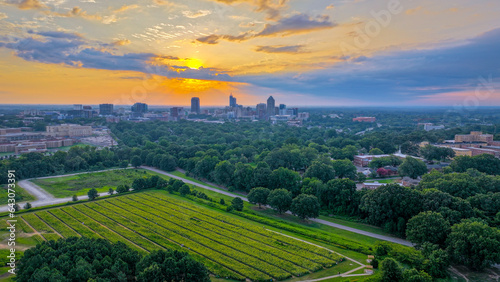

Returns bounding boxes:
[0,183,35,205]
[31,169,154,198]
[10,191,351,281]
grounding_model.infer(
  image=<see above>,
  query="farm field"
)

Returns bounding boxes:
[31,169,154,198]
[11,191,347,281]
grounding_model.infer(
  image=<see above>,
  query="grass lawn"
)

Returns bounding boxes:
[31,169,156,198]
[0,183,35,204]
[317,215,395,237]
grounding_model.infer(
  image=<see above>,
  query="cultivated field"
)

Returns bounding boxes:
[31,169,152,198]
[18,192,343,281]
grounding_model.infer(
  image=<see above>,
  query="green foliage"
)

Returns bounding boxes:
[16,237,141,282]
[231,197,244,211]
[290,194,320,220]
[380,258,402,281]
[419,144,455,161]
[402,268,432,282]
[131,155,142,167]
[399,156,428,179]
[179,184,191,196]
[368,148,384,155]
[116,184,130,193]
[213,160,235,186]
[406,211,450,247]
[87,188,98,201]
[303,161,335,183]
[368,155,402,169]
[446,219,500,270]
[318,178,358,215]
[268,188,292,214]
[451,154,500,175]
[269,167,301,195]
[136,250,210,282]
[331,159,357,179]
[247,187,270,208]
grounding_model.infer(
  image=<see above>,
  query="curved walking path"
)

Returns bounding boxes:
[142,166,414,247]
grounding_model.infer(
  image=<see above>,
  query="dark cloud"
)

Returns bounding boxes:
[254,45,307,54]
[196,13,335,44]
[242,28,500,103]
[0,31,231,81]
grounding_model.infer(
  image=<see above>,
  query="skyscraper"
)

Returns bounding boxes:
[191,97,200,114]
[267,96,275,118]
[131,103,148,115]
[256,103,267,120]
[99,104,114,115]
[229,94,237,107]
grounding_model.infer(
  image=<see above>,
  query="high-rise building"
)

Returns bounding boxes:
[267,96,275,118]
[279,104,286,110]
[256,103,267,120]
[191,97,200,114]
[131,103,148,114]
[229,94,237,107]
[99,104,114,115]
[170,107,183,118]
[73,104,83,111]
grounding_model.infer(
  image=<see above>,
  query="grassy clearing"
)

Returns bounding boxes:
[317,215,395,237]
[0,183,35,204]
[31,169,154,198]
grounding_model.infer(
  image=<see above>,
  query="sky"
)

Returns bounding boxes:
[0,0,499,107]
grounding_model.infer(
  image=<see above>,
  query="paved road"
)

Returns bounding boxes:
[2,166,414,247]
[142,166,414,247]
[0,168,126,212]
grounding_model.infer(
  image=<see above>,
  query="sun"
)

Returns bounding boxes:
[185,58,203,70]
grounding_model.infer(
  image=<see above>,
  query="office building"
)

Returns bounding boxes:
[131,103,148,114]
[455,131,494,144]
[191,97,201,114]
[229,94,237,107]
[99,104,114,115]
[256,103,267,120]
[170,107,183,118]
[267,96,275,118]
[73,104,83,111]
[46,124,92,137]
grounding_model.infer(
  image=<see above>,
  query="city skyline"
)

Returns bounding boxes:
[0,0,499,106]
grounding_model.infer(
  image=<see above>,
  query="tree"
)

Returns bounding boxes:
[231,197,244,211]
[116,184,130,193]
[318,179,357,214]
[290,194,320,220]
[247,187,270,208]
[356,172,367,183]
[406,211,450,247]
[179,184,191,196]
[269,167,301,195]
[331,159,357,179]
[16,237,141,282]
[268,188,292,214]
[446,219,500,270]
[23,202,32,209]
[108,188,114,195]
[369,148,384,155]
[72,195,78,201]
[380,258,402,281]
[213,161,235,186]
[303,161,335,183]
[132,178,148,191]
[219,198,225,205]
[232,163,254,191]
[421,243,449,278]
[88,188,99,201]
[131,155,142,168]
[399,156,427,179]
[136,250,210,282]
[402,268,432,282]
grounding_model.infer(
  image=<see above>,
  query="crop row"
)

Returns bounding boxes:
[135,194,328,268]
[118,197,306,277]
[21,214,56,234]
[105,198,286,280]
[48,209,102,239]
[143,193,342,263]
[60,207,145,254]
[128,194,320,274]
[36,211,80,238]
[86,201,247,281]
[75,204,162,253]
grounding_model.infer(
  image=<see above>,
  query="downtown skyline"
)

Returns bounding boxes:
[0,0,499,106]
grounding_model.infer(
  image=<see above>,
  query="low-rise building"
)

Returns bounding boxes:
[15,142,47,154]
[353,117,376,122]
[46,124,92,137]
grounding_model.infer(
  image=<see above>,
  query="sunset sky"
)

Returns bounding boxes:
[0,0,499,106]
